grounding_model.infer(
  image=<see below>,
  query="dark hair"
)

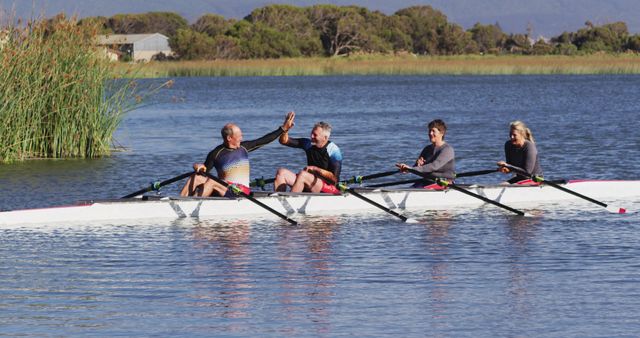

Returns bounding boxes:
[428,119,447,139]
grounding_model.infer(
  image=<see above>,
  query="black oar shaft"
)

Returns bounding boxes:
[542,180,607,208]
[406,168,525,216]
[502,164,612,209]
[456,169,499,178]
[364,169,497,188]
[446,183,525,216]
[344,170,399,184]
[367,179,422,188]
[339,184,408,222]
[122,171,194,199]
[203,173,297,225]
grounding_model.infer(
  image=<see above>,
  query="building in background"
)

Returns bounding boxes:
[97,33,172,62]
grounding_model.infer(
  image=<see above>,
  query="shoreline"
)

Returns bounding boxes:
[117,54,640,78]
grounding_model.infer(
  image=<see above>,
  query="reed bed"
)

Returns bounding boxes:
[124,54,640,78]
[0,18,140,162]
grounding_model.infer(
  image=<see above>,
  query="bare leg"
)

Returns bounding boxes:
[291,170,324,193]
[274,168,297,192]
[180,174,208,196]
[201,179,228,197]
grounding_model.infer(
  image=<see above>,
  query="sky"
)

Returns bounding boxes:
[1,0,638,37]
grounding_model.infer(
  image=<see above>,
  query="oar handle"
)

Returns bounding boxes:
[203,173,298,225]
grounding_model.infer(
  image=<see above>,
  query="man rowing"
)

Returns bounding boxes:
[180,112,295,197]
[396,119,455,188]
[273,118,343,194]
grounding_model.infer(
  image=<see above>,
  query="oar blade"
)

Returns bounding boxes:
[606,205,626,214]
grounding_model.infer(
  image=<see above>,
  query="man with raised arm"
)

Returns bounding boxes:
[273,118,343,194]
[180,112,295,197]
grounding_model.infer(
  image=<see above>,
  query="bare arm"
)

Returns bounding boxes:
[306,166,337,184]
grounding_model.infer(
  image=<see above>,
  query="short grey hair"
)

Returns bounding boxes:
[313,121,332,137]
[221,123,236,139]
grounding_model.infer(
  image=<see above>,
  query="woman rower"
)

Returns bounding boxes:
[396,119,455,189]
[497,120,543,184]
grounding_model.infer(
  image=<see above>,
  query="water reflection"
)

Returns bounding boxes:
[420,212,453,322]
[503,213,543,319]
[189,220,253,322]
[276,217,340,335]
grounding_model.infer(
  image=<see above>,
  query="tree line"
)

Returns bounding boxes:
[79,5,640,60]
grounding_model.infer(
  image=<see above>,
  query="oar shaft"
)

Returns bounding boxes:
[203,173,298,225]
[122,171,194,199]
[367,179,422,188]
[360,170,400,181]
[456,169,499,178]
[340,185,408,222]
[344,170,399,184]
[536,175,608,208]
[501,163,612,209]
[406,168,525,216]
[447,183,525,216]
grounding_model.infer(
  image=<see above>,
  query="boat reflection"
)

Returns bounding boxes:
[420,211,453,322]
[184,216,340,334]
[275,216,340,335]
[504,211,543,319]
[189,219,254,323]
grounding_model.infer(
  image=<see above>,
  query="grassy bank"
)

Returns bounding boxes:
[0,18,144,162]
[121,54,640,78]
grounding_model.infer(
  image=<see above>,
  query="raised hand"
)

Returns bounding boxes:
[282,111,295,132]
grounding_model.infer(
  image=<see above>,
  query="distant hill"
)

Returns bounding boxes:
[1,0,639,37]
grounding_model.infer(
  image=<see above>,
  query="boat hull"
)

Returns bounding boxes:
[1,180,638,225]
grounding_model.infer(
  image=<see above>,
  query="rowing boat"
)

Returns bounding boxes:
[0,179,637,225]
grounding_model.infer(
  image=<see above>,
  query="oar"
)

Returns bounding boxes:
[249,177,275,190]
[365,169,498,188]
[500,164,626,214]
[367,178,422,188]
[455,168,499,178]
[336,182,417,223]
[122,171,194,199]
[341,170,400,184]
[405,168,528,216]
[203,172,298,225]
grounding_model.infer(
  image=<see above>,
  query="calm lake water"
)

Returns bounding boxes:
[1,75,639,337]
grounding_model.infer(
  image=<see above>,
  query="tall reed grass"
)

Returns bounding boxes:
[124,54,640,78]
[0,17,140,162]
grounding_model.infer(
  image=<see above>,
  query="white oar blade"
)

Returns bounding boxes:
[404,217,420,224]
[605,205,626,214]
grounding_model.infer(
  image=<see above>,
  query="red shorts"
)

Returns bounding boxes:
[223,182,251,197]
[514,179,542,186]
[412,180,451,190]
[320,181,341,194]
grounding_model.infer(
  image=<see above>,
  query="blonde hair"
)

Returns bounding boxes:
[510,120,535,143]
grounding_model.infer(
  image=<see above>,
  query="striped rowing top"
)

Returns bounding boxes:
[204,127,284,186]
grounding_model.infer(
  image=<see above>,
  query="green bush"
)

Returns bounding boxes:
[0,16,140,162]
